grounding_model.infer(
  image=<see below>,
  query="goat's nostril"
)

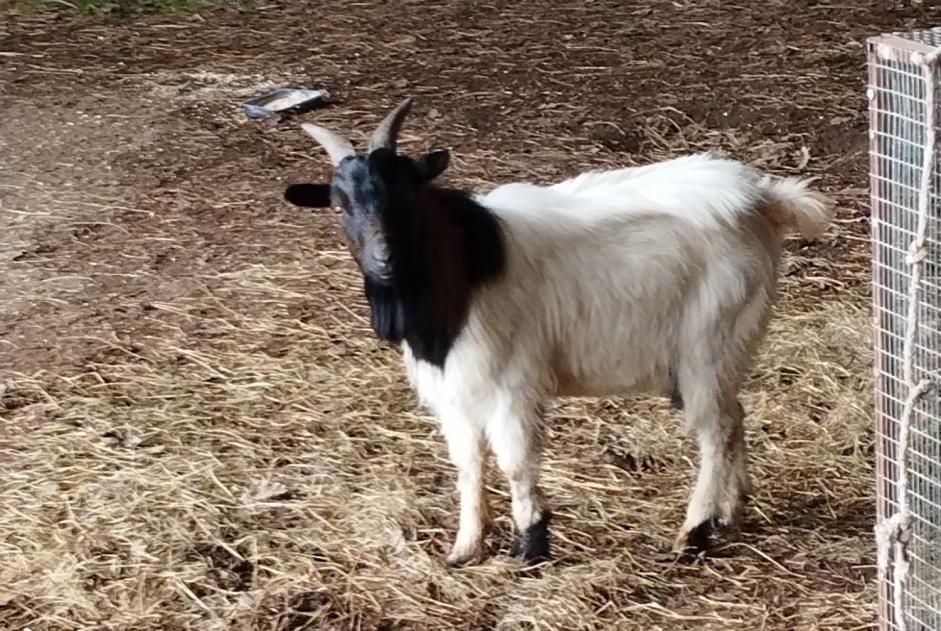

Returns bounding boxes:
[370,252,393,276]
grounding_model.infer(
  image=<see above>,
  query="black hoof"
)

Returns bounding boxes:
[677,517,737,558]
[510,512,551,564]
[685,518,717,553]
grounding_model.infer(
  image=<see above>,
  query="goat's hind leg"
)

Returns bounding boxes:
[674,393,749,553]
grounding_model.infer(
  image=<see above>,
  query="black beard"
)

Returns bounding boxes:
[364,278,407,343]
[362,276,458,368]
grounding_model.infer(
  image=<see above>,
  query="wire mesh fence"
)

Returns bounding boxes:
[868,27,941,631]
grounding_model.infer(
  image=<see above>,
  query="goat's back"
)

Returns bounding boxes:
[405,154,819,418]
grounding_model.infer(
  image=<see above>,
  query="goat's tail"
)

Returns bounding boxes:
[759,176,834,239]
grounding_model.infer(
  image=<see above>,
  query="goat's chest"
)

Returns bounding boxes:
[401,344,448,408]
[400,341,509,425]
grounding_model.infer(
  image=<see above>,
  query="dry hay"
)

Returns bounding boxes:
[0,260,877,631]
[4,1,941,629]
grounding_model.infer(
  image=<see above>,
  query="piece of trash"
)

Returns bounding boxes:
[241,87,329,119]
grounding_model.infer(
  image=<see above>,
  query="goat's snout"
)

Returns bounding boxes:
[358,220,395,283]
[365,243,394,283]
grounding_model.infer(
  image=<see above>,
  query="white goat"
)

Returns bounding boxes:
[283,98,834,565]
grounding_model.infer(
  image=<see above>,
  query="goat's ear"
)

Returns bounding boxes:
[418,149,450,181]
[284,183,331,208]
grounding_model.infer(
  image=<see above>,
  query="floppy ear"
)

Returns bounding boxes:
[418,149,450,181]
[284,183,332,208]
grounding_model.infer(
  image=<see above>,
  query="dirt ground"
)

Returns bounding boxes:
[2,1,941,630]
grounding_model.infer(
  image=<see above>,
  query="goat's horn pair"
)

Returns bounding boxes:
[301,97,413,167]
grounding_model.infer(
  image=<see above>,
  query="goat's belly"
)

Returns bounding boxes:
[553,370,670,398]
[546,321,675,397]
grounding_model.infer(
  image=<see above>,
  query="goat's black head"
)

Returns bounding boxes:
[283,98,450,286]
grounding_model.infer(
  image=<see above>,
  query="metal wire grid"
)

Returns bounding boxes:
[869,32,941,631]
[895,26,941,48]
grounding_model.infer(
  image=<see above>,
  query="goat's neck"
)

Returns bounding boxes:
[366,186,505,367]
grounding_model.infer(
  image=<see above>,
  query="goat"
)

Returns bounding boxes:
[282,98,834,565]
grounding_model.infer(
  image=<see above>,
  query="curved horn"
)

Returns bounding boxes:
[368,97,413,153]
[301,123,356,166]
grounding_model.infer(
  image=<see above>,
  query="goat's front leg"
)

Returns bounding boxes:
[440,412,490,566]
[487,407,550,563]
[674,396,749,553]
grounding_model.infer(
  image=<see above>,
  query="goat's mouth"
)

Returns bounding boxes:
[345,245,394,286]
[364,268,396,287]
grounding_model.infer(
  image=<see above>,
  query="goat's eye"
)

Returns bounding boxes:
[333,190,352,215]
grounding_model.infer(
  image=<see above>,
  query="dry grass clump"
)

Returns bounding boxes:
[1,256,877,630]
